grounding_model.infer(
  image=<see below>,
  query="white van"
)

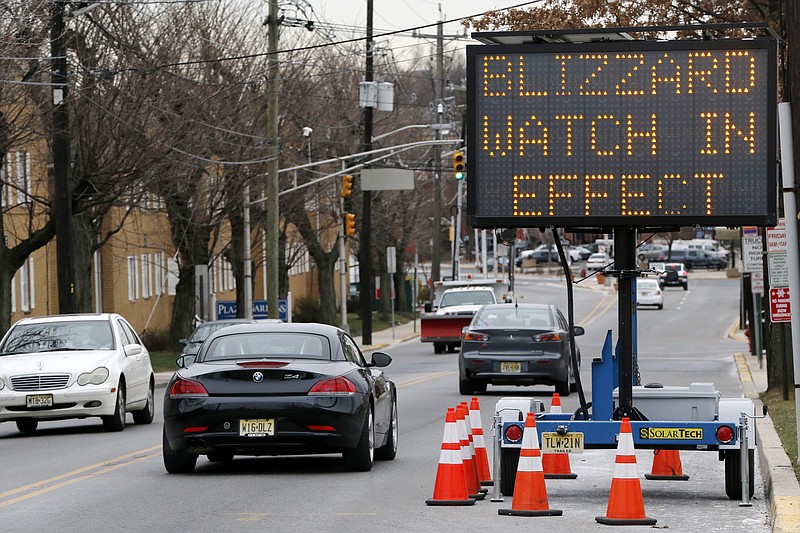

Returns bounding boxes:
[671,239,729,260]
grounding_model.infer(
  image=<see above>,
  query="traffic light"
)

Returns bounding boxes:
[345,213,356,235]
[453,150,465,180]
[341,175,354,198]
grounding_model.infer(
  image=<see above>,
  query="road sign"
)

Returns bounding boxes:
[769,287,791,322]
[741,235,764,273]
[767,252,789,287]
[751,271,764,295]
[766,218,787,252]
[216,300,288,321]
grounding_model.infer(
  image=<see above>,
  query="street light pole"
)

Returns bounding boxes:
[359,0,374,345]
[265,0,281,320]
[51,1,76,314]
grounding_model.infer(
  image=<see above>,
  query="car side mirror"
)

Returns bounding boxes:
[123,344,142,356]
[572,326,585,337]
[176,354,196,368]
[462,326,469,335]
[370,351,392,368]
[424,302,433,313]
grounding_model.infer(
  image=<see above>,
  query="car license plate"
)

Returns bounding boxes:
[541,432,584,454]
[239,418,274,437]
[26,394,53,409]
[500,362,521,373]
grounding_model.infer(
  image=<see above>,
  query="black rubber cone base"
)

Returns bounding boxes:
[480,480,494,486]
[425,497,476,506]
[595,516,657,525]
[470,492,486,500]
[645,473,689,481]
[499,508,563,517]
[545,473,578,479]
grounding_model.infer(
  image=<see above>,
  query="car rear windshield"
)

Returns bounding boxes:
[0,320,114,354]
[440,290,495,308]
[202,332,331,361]
[637,279,660,290]
[474,307,553,329]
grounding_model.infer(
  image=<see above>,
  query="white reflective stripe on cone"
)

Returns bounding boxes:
[439,448,463,465]
[617,434,635,455]
[612,462,639,479]
[517,455,543,473]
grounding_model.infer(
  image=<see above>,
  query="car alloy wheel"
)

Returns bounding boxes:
[375,394,398,461]
[102,384,126,432]
[133,380,155,424]
[343,406,374,471]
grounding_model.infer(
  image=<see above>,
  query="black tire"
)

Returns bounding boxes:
[102,384,126,432]
[16,419,38,433]
[343,406,374,471]
[474,380,487,393]
[682,283,688,291]
[132,380,155,425]
[657,304,664,310]
[163,428,198,473]
[433,343,444,354]
[375,394,398,461]
[724,449,755,500]
[500,447,520,496]
[207,452,234,462]
[459,375,474,395]
[556,378,570,396]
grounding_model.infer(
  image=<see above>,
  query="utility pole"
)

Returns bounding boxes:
[51,1,76,314]
[359,0,374,344]
[266,0,280,319]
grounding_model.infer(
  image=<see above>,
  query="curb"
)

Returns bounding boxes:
[733,352,800,533]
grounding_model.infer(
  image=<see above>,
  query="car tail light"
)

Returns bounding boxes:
[169,378,209,398]
[716,425,735,444]
[308,377,356,396]
[308,425,337,432]
[237,361,288,368]
[505,423,523,443]
[463,331,489,341]
[534,332,562,341]
[656,290,661,295]
[183,426,209,434]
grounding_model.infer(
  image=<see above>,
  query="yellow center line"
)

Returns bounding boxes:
[0,445,160,504]
[397,371,454,388]
[578,293,617,326]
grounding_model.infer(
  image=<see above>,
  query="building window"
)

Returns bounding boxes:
[141,254,152,299]
[20,257,34,312]
[127,256,139,301]
[154,251,164,295]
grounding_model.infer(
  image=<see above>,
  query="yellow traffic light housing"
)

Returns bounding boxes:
[453,150,465,180]
[345,213,356,235]
[341,175,354,198]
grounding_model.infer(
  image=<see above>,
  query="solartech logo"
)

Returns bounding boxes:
[639,427,703,440]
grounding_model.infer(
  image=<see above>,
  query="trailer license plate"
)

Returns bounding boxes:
[501,362,521,372]
[26,394,53,408]
[541,432,584,453]
[239,419,274,437]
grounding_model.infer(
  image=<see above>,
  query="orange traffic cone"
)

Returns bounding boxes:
[461,402,488,494]
[595,418,657,525]
[542,393,578,480]
[469,397,493,486]
[456,404,485,500]
[498,412,562,517]
[425,407,476,506]
[645,449,690,481]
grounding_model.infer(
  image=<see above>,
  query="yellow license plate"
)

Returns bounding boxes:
[500,362,521,372]
[541,432,584,454]
[239,418,275,437]
[26,394,53,408]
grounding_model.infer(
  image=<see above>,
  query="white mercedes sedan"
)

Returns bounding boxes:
[0,313,155,433]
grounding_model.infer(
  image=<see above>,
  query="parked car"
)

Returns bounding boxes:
[180,319,256,357]
[636,278,663,309]
[516,248,570,267]
[585,252,611,272]
[657,262,689,290]
[664,249,726,270]
[477,254,510,273]
[636,243,668,262]
[0,313,155,433]
[571,245,593,261]
[458,303,584,396]
[162,322,398,473]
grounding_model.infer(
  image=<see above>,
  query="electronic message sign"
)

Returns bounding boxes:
[466,39,777,229]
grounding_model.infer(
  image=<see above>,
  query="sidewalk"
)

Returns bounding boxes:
[734,330,800,533]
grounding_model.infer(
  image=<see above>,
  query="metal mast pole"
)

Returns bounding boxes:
[266,0,281,319]
[432,14,444,285]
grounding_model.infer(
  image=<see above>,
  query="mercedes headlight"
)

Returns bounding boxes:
[77,367,109,386]
[0,377,4,390]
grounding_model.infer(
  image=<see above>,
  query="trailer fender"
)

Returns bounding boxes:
[718,397,756,450]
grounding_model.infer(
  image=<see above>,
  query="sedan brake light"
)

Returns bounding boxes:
[169,378,209,398]
[534,332,562,342]
[308,377,356,396]
[237,361,288,368]
[463,331,489,342]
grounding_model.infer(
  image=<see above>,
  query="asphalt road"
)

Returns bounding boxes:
[0,272,770,532]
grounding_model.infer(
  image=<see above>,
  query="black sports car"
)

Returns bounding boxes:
[162,323,397,473]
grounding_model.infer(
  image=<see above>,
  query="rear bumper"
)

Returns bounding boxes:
[460,353,568,385]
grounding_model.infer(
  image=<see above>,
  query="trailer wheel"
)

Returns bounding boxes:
[724,449,754,500]
[433,343,444,354]
[500,447,520,496]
